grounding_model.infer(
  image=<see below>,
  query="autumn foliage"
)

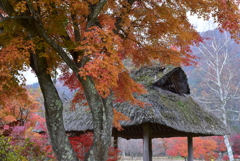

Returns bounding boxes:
[164,137,224,161]
[1,0,239,123]
[231,134,240,155]
[0,0,239,160]
[0,113,51,161]
[69,132,121,161]
[0,87,53,160]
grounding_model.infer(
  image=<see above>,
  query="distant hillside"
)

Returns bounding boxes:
[26,79,74,105]
[184,29,240,133]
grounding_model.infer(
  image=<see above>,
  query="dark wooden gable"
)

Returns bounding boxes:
[153,67,190,95]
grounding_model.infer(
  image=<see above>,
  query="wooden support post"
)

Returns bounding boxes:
[143,123,152,161]
[113,128,118,149]
[188,136,193,161]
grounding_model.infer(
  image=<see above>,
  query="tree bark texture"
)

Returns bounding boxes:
[30,52,79,161]
[222,105,234,161]
[224,136,234,161]
[79,77,113,161]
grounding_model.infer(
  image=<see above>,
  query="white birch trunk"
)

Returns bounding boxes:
[222,105,234,161]
[193,30,239,161]
[224,135,234,161]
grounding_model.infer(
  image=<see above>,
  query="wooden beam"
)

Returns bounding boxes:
[188,136,193,161]
[143,123,152,161]
[113,128,118,149]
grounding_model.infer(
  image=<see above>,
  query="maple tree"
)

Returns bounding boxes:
[164,137,219,161]
[69,132,121,161]
[193,137,218,161]
[0,0,239,160]
[0,91,52,160]
[0,91,40,126]
[0,119,54,160]
[211,136,227,156]
[164,137,188,160]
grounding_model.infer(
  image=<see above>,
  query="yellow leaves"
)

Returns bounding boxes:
[77,26,121,57]
[88,0,99,5]
[14,1,27,14]
[24,126,41,138]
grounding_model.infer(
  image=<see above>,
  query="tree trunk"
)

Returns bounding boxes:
[79,77,113,161]
[30,52,79,161]
[2,1,113,159]
[224,135,234,161]
[221,105,234,161]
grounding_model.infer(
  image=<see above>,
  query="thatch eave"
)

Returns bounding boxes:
[113,87,230,138]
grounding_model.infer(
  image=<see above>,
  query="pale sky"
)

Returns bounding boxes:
[24,69,38,85]
[187,13,217,32]
[24,14,217,85]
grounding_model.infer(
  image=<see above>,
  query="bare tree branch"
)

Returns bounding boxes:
[87,0,109,28]
[0,16,33,22]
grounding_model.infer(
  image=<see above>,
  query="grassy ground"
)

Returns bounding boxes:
[119,157,240,161]
[119,156,186,161]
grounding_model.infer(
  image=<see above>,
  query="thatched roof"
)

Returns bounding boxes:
[63,66,230,138]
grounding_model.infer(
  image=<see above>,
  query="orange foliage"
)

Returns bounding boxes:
[194,137,218,160]
[0,90,41,127]
[77,26,148,104]
[164,137,219,160]
[212,136,227,153]
[112,109,130,130]
[53,0,239,127]
[0,1,239,158]
[0,37,34,106]
[112,71,148,107]
[165,137,188,158]
[1,0,239,96]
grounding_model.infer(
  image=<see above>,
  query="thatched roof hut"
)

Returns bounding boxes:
[63,66,230,161]
[64,66,229,137]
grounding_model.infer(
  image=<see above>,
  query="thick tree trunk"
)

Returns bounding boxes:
[79,77,113,161]
[30,53,79,161]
